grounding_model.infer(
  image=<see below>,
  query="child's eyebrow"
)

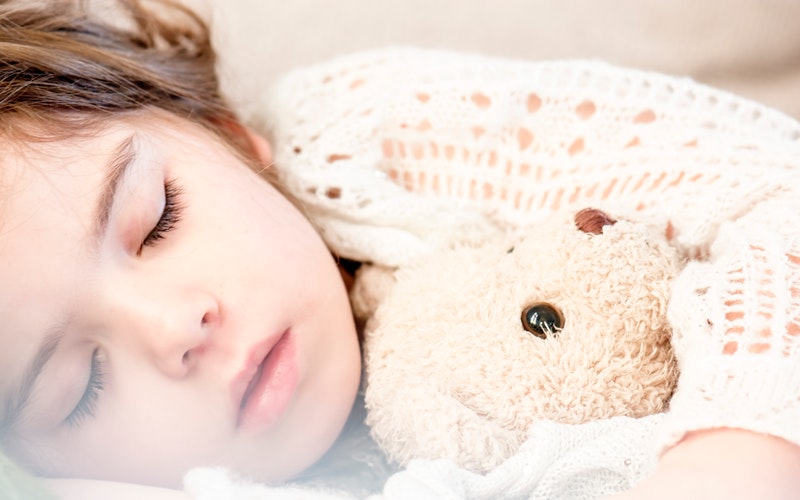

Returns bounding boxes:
[92,134,138,245]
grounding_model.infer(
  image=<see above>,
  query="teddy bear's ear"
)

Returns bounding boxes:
[575,208,617,234]
[350,264,399,322]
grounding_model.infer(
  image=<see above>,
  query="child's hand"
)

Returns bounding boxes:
[605,428,800,499]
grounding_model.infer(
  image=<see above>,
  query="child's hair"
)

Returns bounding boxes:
[0,0,259,164]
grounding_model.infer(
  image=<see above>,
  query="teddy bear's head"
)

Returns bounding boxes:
[355,208,680,472]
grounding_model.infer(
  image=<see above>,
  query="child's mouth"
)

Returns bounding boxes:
[240,360,266,409]
[235,330,299,432]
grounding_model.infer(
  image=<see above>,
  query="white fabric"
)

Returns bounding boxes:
[184,467,357,499]
[185,416,662,500]
[377,416,661,500]
[208,47,800,498]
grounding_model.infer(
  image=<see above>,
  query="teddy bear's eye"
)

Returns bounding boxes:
[521,302,564,339]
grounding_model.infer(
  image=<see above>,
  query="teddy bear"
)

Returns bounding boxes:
[350,207,681,473]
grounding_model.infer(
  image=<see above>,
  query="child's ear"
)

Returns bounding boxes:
[241,127,272,166]
[213,117,273,166]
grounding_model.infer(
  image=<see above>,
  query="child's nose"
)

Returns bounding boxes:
[110,287,220,378]
[151,292,219,378]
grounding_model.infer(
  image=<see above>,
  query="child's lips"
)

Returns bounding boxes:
[231,330,299,431]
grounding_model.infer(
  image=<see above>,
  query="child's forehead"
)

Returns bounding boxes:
[5,107,196,146]
[0,127,126,204]
[1,113,198,172]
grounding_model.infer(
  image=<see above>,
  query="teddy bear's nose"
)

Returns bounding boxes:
[575,208,617,234]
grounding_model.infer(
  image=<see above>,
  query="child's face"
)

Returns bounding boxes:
[0,113,361,486]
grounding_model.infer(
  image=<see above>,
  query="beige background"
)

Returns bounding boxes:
[184,0,800,119]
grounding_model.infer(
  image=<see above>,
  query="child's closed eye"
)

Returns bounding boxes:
[66,348,106,428]
[139,179,184,253]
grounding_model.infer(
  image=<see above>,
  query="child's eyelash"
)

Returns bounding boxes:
[66,349,106,428]
[142,179,184,249]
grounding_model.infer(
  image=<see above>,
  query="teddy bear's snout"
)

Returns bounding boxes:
[575,208,617,235]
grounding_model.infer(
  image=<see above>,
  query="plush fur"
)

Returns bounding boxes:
[351,208,681,472]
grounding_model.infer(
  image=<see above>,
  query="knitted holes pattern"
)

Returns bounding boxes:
[266,48,800,249]
[697,195,800,360]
